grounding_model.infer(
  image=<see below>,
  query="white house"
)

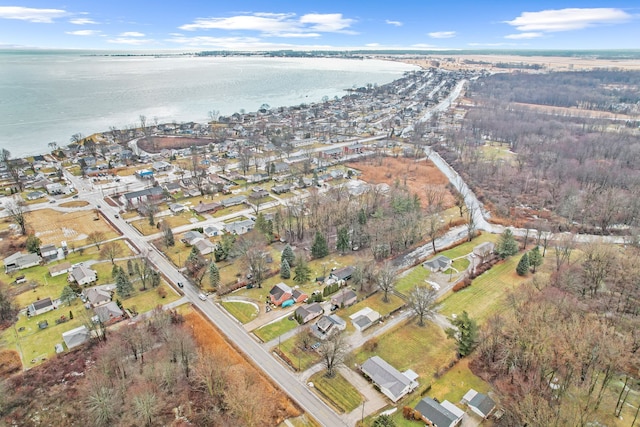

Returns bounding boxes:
[349,307,381,332]
[360,356,419,402]
[68,263,97,286]
[28,297,55,317]
[203,224,224,237]
[62,325,91,349]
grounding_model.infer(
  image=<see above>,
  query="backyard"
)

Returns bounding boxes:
[309,371,363,413]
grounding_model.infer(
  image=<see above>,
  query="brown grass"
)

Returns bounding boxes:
[138,136,213,153]
[348,156,455,209]
[184,309,301,422]
[0,349,22,378]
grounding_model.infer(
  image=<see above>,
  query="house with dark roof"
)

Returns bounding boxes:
[269,282,307,306]
[313,314,346,339]
[62,325,91,349]
[3,252,42,272]
[193,201,222,214]
[221,195,247,207]
[349,307,381,332]
[272,183,292,194]
[330,289,357,308]
[249,187,270,199]
[119,186,165,210]
[423,255,452,272]
[181,230,205,246]
[28,297,55,317]
[414,397,464,427]
[39,244,58,261]
[295,302,324,324]
[360,356,419,402]
[330,266,355,281]
[462,389,496,419]
[93,301,125,325]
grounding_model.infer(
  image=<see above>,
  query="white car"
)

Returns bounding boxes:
[198,293,207,301]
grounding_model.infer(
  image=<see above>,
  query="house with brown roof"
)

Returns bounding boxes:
[93,301,125,325]
[331,289,357,308]
[269,282,307,306]
[295,302,324,323]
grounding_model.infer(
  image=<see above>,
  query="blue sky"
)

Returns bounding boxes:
[1,1,639,50]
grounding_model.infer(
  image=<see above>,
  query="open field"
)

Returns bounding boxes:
[347,156,455,209]
[254,315,299,342]
[395,266,430,295]
[122,282,180,313]
[278,334,321,372]
[222,300,259,323]
[309,371,363,413]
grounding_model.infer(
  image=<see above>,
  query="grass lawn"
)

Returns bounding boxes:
[341,292,405,322]
[213,204,247,218]
[354,319,457,384]
[396,266,431,295]
[278,334,321,371]
[120,282,181,314]
[254,316,299,342]
[131,213,193,235]
[438,233,498,260]
[428,358,491,403]
[309,371,363,413]
[0,299,88,368]
[58,200,90,208]
[221,300,258,324]
[278,414,321,427]
[439,255,524,324]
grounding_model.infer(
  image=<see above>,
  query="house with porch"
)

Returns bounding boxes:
[423,255,452,272]
[360,356,419,402]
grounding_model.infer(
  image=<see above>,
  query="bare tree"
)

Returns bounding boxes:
[376,262,396,303]
[87,231,106,250]
[553,233,576,272]
[5,198,28,235]
[409,285,438,326]
[99,241,122,264]
[318,332,348,378]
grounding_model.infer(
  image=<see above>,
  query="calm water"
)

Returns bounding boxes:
[0,50,416,157]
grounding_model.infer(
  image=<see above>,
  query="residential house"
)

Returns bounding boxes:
[83,287,112,307]
[344,142,364,155]
[295,302,324,324]
[414,397,465,427]
[68,263,97,286]
[269,282,307,306]
[462,389,496,419]
[331,289,357,308]
[360,356,419,402]
[169,203,186,214]
[194,238,216,256]
[272,183,292,194]
[163,181,182,194]
[3,252,41,272]
[93,301,125,325]
[221,195,247,207]
[473,242,495,263]
[203,224,224,237]
[26,190,46,200]
[272,162,290,174]
[423,255,452,272]
[39,244,58,262]
[120,186,165,210]
[49,262,72,277]
[313,314,346,339]
[152,161,172,172]
[321,147,343,159]
[247,173,270,184]
[224,219,254,235]
[45,182,64,195]
[249,187,269,199]
[28,297,55,317]
[181,230,205,246]
[62,325,91,350]
[135,169,154,179]
[349,307,381,332]
[193,201,222,215]
[330,266,355,282]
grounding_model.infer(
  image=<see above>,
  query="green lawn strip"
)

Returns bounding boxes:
[221,300,258,324]
[1,299,88,367]
[396,266,431,295]
[277,414,321,427]
[428,358,491,403]
[438,233,498,260]
[452,258,470,271]
[438,255,524,324]
[213,205,247,218]
[277,334,321,371]
[341,293,405,320]
[119,282,180,314]
[309,371,363,413]
[254,316,299,342]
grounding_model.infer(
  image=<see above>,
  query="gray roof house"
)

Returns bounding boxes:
[313,314,346,339]
[423,255,452,272]
[83,287,112,307]
[225,219,254,235]
[221,195,247,207]
[473,242,495,261]
[28,297,55,317]
[349,307,381,332]
[181,230,205,245]
[3,252,42,272]
[414,397,465,427]
[330,266,355,281]
[462,389,496,419]
[39,244,58,261]
[295,302,324,324]
[194,238,216,255]
[330,289,357,308]
[93,301,125,325]
[62,325,91,349]
[360,356,419,402]
[69,263,97,286]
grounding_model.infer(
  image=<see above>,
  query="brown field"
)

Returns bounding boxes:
[16,208,120,246]
[184,309,302,424]
[511,101,640,120]
[348,156,455,209]
[138,135,213,153]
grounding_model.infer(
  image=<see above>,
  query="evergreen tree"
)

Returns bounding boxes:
[445,311,478,357]
[60,285,77,306]
[294,257,311,285]
[150,270,161,288]
[528,246,543,273]
[281,244,295,266]
[25,234,41,254]
[162,222,175,247]
[336,227,350,254]
[280,258,291,279]
[127,259,134,276]
[311,231,329,259]
[496,229,519,259]
[208,262,220,288]
[372,414,396,427]
[111,263,120,279]
[116,267,134,298]
[516,253,530,276]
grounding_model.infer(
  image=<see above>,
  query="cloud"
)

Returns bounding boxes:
[119,31,145,37]
[366,43,381,47]
[69,18,97,25]
[66,30,100,36]
[412,43,436,48]
[468,42,520,47]
[166,34,336,50]
[0,6,67,23]
[179,12,356,36]
[505,8,631,32]
[429,31,456,39]
[505,32,543,39]
[107,37,154,45]
[385,20,403,27]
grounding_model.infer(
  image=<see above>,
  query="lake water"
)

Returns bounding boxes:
[0,51,417,157]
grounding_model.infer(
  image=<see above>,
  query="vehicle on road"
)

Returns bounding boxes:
[198,293,207,301]
[177,282,184,288]
[72,195,79,199]
[114,214,119,219]
[96,205,101,208]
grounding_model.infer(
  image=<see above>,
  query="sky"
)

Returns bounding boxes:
[0,1,639,51]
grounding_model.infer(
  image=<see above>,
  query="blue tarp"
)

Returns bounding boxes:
[281,299,295,308]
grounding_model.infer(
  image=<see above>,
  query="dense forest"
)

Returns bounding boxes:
[436,70,640,233]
